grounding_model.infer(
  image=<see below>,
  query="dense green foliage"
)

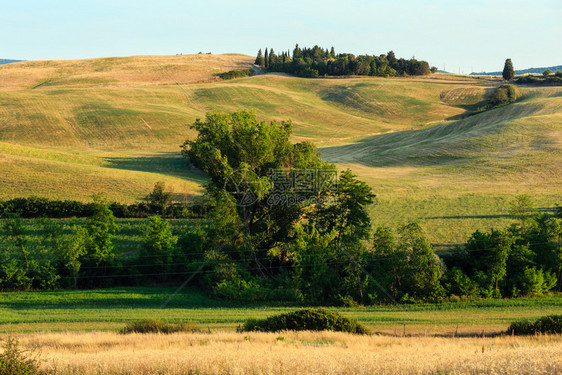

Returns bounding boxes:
[516,73,562,86]
[242,308,368,334]
[487,84,518,108]
[502,58,515,81]
[219,69,255,80]
[255,44,434,78]
[0,337,44,375]
[508,314,562,335]
[179,111,561,304]
[181,110,377,304]
[121,319,198,334]
[1,110,560,307]
[0,194,198,219]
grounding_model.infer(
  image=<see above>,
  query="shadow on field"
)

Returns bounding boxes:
[425,206,558,220]
[0,287,229,310]
[425,214,512,220]
[103,153,207,183]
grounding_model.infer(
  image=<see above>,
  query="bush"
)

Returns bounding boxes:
[219,69,255,80]
[0,196,200,219]
[508,315,562,335]
[488,84,518,108]
[242,308,369,334]
[534,315,562,334]
[121,319,199,334]
[0,337,44,375]
[507,319,536,335]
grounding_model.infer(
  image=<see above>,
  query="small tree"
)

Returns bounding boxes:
[147,181,172,215]
[86,194,119,264]
[397,223,445,301]
[466,229,512,295]
[254,49,264,66]
[502,58,515,80]
[509,194,538,233]
[64,225,88,288]
[268,48,276,66]
[143,216,177,268]
[1,214,30,269]
[543,69,551,77]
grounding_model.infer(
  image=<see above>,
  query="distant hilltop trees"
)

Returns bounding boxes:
[471,64,562,76]
[255,44,435,78]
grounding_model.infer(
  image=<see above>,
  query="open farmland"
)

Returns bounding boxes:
[1,54,560,244]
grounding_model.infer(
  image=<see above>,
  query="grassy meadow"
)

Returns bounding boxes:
[0,54,560,244]
[1,286,561,334]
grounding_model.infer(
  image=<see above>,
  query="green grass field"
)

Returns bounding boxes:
[0,54,560,245]
[1,286,560,334]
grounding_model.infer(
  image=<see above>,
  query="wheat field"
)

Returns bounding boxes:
[7,331,561,374]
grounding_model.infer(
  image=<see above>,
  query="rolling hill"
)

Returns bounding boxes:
[0,54,560,245]
[471,65,562,76]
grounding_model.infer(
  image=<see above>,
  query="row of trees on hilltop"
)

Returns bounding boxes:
[254,44,436,78]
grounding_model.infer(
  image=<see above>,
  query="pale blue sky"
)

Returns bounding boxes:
[1,0,560,73]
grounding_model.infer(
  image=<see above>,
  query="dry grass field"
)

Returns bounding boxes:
[0,53,254,90]
[6,331,561,374]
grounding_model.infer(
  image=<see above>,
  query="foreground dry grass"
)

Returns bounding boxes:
[9,331,562,374]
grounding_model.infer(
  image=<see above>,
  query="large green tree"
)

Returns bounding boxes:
[182,110,332,274]
[182,110,378,303]
[315,170,375,246]
[466,229,512,295]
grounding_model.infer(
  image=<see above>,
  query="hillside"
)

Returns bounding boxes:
[471,65,562,75]
[0,54,560,245]
[0,54,254,90]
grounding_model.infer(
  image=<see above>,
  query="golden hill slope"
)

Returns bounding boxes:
[0,54,560,245]
[0,54,254,90]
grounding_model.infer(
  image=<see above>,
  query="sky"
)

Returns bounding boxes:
[1,0,561,73]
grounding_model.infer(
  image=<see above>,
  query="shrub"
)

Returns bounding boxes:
[0,196,200,219]
[508,315,562,335]
[488,84,518,108]
[219,69,254,80]
[242,308,369,334]
[0,337,44,375]
[534,315,562,334]
[121,319,199,334]
[507,319,536,335]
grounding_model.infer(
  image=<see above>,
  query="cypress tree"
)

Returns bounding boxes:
[293,44,302,59]
[269,48,276,66]
[255,49,264,66]
[264,48,269,68]
[502,58,515,80]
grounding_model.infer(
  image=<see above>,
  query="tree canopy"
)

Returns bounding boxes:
[503,58,515,80]
[254,44,434,78]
